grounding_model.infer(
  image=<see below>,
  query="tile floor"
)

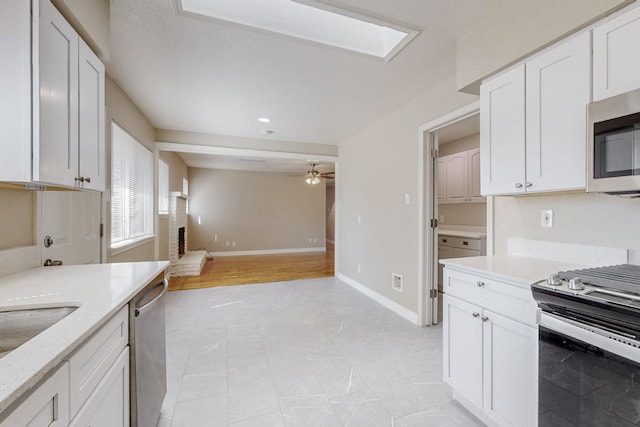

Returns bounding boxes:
[156,277,483,427]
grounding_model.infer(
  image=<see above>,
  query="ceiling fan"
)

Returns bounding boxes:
[305,163,334,185]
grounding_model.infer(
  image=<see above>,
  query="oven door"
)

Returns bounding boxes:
[538,311,640,426]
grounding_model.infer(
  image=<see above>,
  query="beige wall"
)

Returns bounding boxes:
[456,0,631,93]
[51,0,110,61]
[106,76,157,263]
[188,168,326,253]
[493,193,640,263]
[338,76,477,312]
[0,188,35,250]
[439,133,479,157]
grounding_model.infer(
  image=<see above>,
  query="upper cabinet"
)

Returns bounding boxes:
[480,32,591,196]
[0,0,105,191]
[593,6,640,101]
[439,149,484,204]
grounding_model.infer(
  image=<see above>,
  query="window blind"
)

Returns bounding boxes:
[111,122,153,247]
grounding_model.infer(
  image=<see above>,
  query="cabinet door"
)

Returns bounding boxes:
[69,347,130,427]
[78,41,106,191]
[445,153,468,203]
[0,362,69,427]
[483,310,538,427]
[525,32,591,192]
[467,149,484,202]
[480,64,526,195]
[438,245,453,290]
[443,295,483,410]
[437,157,446,203]
[593,6,640,101]
[37,0,79,187]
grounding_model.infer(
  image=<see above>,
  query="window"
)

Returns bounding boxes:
[158,159,169,215]
[110,122,154,249]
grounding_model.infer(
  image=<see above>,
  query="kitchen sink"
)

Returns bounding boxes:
[0,306,78,359]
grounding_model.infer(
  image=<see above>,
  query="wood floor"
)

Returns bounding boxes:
[168,243,335,291]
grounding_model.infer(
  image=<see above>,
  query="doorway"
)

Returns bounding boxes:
[417,102,481,326]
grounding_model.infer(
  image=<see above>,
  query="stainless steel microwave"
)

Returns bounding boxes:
[587,88,640,194]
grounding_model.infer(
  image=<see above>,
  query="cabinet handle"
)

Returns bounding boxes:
[476,281,485,287]
[463,241,469,246]
[84,177,91,183]
[515,183,523,188]
[525,182,532,188]
[75,176,91,183]
[472,312,480,318]
[481,316,489,322]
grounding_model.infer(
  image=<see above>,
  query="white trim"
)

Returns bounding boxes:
[212,247,326,257]
[156,142,339,163]
[417,101,480,326]
[110,235,156,256]
[336,273,417,324]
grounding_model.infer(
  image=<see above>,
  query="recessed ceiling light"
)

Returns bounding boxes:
[175,0,419,61]
[258,117,271,123]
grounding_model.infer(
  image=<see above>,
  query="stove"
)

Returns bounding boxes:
[532,264,640,426]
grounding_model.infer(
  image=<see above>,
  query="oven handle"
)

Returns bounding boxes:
[538,310,640,364]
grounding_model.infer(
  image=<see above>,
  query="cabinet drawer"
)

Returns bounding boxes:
[451,237,481,251]
[453,248,481,257]
[439,236,453,246]
[67,306,128,417]
[443,268,538,327]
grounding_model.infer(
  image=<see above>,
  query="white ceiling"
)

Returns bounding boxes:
[108,0,490,153]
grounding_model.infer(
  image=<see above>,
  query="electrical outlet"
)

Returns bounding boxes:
[392,273,403,292]
[541,209,553,228]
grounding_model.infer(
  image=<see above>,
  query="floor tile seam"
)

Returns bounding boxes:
[166,320,202,423]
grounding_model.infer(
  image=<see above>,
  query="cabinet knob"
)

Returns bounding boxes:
[481,316,489,322]
[525,182,532,188]
[476,281,485,287]
[75,176,90,183]
[84,177,91,183]
[472,312,480,318]
[515,183,523,188]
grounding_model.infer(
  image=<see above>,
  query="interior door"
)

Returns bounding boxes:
[39,191,101,266]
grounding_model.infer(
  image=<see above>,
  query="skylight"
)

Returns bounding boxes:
[175,0,419,61]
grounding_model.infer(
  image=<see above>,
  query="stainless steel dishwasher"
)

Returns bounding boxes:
[129,273,168,427]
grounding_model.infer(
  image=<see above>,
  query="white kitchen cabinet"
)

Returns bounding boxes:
[437,235,486,291]
[439,149,484,204]
[593,5,640,101]
[67,306,128,417]
[0,0,105,191]
[481,32,591,195]
[69,348,129,427]
[0,362,69,427]
[442,267,538,427]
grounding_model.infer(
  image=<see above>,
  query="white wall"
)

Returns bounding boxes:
[338,76,477,313]
[188,168,326,253]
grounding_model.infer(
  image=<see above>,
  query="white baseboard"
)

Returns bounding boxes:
[336,273,417,324]
[212,247,326,257]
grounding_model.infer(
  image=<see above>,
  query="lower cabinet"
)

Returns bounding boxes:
[443,268,538,427]
[0,362,70,427]
[69,347,129,427]
[0,306,130,427]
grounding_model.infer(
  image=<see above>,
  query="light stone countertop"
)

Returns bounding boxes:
[440,255,584,287]
[0,261,169,414]
[438,225,487,239]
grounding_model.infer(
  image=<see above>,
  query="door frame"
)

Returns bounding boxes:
[417,101,480,326]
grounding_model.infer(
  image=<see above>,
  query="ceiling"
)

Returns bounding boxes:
[109,0,490,172]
